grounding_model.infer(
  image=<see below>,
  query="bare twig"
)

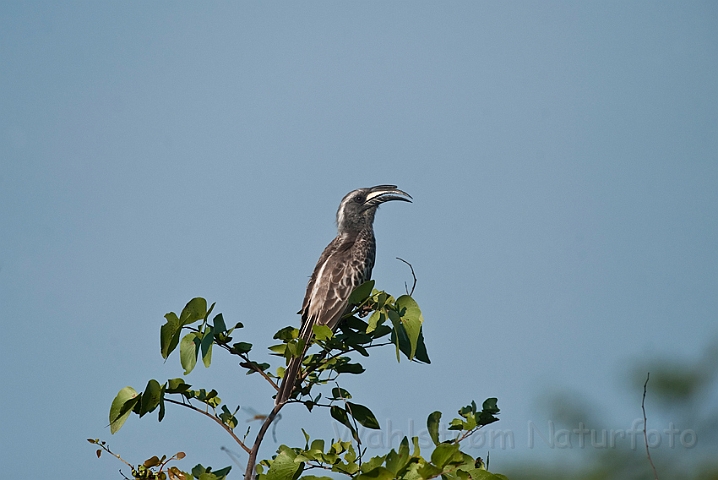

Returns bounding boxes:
[642,372,659,480]
[164,397,251,454]
[396,257,417,296]
[89,440,134,470]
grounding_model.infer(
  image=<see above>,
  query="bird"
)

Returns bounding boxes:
[275,185,412,405]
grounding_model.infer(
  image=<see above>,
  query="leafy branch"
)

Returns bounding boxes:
[98,281,509,480]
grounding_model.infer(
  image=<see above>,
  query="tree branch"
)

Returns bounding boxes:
[164,397,251,454]
[244,403,283,480]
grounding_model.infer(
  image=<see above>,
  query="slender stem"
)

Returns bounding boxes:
[244,403,283,480]
[164,397,251,454]
[95,442,134,470]
[396,257,417,296]
[642,373,659,480]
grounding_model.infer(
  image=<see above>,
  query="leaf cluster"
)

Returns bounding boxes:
[256,399,504,480]
[109,378,239,439]
[87,439,229,480]
[99,282,510,480]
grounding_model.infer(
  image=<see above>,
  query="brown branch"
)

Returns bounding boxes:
[164,397,251,454]
[244,403,283,480]
[396,257,417,296]
[642,372,659,480]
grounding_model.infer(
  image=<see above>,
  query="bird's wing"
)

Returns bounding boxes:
[299,236,357,339]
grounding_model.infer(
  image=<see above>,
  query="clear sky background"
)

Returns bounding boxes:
[1,2,716,478]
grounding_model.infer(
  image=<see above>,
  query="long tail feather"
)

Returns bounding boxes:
[275,355,302,405]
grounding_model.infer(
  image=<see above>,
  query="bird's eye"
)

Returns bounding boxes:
[354,195,365,204]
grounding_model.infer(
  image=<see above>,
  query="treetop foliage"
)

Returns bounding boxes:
[96,282,508,480]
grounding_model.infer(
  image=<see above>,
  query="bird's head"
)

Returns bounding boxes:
[336,185,412,234]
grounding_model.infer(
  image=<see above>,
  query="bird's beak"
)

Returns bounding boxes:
[364,185,413,206]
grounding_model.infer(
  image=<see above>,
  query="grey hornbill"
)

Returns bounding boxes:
[275,185,412,405]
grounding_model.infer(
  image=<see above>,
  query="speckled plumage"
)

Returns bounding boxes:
[276,185,411,405]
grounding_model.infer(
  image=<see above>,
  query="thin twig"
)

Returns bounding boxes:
[396,257,417,296]
[92,441,134,470]
[164,397,251,454]
[642,372,659,480]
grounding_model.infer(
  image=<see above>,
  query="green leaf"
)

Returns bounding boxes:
[385,437,410,474]
[388,311,406,362]
[287,338,306,357]
[160,312,181,359]
[180,297,208,326]
[219,405,238,429]
[347,280,375,306]
[330,387,352,400]
[109,386,139,434]
[209,466,232,479]
[140,379,162,417]
[394,295,423,359]
[269,344,287,355]
[266,449,303,480]
[158,394,166,422]
[330,406,356,437]
[370,324,392,340]
[482,398,499,414]
[464,470,507,480]
[354,467,395,480]
[431,443,460,469]
[180,332,200,375]
[343,316,369,331]
[360,456,387,474]
[231,342,253,354]
[417,462,443,479]
[412,329,431,364]
[346,402,380,429]
[274,326,298,341]
[166,378,190,393]
[212,313,227,332]
[427,411,441,445]
[334,363,365,374]
[366,310,384,334]
[201,326,214,368]
[312,324,334,341]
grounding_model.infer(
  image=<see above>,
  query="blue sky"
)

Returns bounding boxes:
[1,2,716,477]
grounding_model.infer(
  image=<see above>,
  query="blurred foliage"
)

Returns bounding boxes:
[504,342,718,480]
